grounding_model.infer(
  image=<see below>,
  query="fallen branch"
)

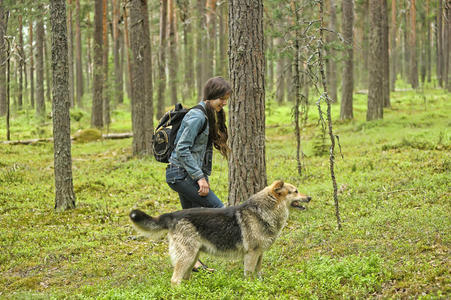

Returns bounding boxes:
[0,132,134,145]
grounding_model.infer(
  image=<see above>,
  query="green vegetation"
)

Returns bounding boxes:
[0,89,450,298]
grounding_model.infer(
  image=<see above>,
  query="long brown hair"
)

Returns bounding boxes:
[203,77,231,159]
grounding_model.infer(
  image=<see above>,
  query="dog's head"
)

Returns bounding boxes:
[270,180,311,210]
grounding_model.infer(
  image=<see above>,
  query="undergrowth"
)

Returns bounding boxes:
[0,88,450,299]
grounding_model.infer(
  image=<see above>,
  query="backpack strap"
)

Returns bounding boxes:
[191,104,208,135]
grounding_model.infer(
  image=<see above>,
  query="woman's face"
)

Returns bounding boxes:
[208,93,230,112]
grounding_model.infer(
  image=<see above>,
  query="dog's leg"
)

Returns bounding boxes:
[183,251,199,281]
[255,254,263,279]
[243,251,260,278]
[171,254,197,286]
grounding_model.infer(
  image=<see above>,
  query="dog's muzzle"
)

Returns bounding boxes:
[291,196,311,210]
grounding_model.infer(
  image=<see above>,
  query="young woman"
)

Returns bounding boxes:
[165,77,231,271]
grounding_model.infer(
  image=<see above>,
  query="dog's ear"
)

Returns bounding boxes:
[271,180,285,199]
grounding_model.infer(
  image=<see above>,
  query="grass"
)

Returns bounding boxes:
[0,88,450,299]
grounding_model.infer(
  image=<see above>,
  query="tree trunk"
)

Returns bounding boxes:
[228,0,266,205]
[218,0,228,77]
[113,0,123,105]
[326,0,337,103]
[409,0,418,88]
[403,1,409,80]
[196,0,206,100]
[86,13,92,92]
[92,0,104,128]
[341,0,354,120]
[445,1,450,91]
[49,0,76,211]
[426,0,432,82]
[44,30,52,104]
[367,0,383,121]
[275,37,285,104]
[381,0,390,106]
[0,2,7,116]
[361,0,369,87]
[168,0,178,105]
[123,3,132,100]
[18,14,24,110]
[75,0,84,107]
[102,0,110,126]
[67,0,74,107]
[129,0,153,156]
[205,0,217,79]
[437,0,443,87]
[29,19,34,108]
[36,13,46,119]
[390,0,397,90]
[157,0,168,119]
[177,0,195,96]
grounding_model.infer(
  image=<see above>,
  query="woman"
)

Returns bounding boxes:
[166,76,231,271]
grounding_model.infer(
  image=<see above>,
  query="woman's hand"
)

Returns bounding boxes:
[197,178,210,196]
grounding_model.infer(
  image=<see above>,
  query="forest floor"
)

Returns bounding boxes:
[0,88,450,299]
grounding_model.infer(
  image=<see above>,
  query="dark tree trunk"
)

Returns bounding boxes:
[36,13,46,119]
[381,0,390,106]
[437,0,443,87]
[426,0,432,82]
[75,0,84,107]
[168,0,178,105]
[445,1,450,91]
[50,0,76,211]
[123,3,132,100]
[113,0,123,105]
[157,0,167,119]
[341,0,354,120]
[0,2,7,116]
[129,0,153,156]
[390,0,397,90]
[403,1,409,80]
[409,0,418,88]
[228,0,266,205]
[92,0,104,128]
[367,0,383,121]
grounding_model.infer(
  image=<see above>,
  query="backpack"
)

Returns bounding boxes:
[152,103,208,163]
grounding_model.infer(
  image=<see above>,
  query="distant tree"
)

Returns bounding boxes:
[168,0,178,105]
[426,0,432,83]
[205,0,216,79]
[217,0,228,77]
[49,0,76,211]
[445,1,450,91]
[436,0,443,87]
[157,0,167,118]
[275,37,285,104]
[92,0,104,128]
[367,0,383,121]
[325,0,337,103]
[36,10,46,119]
[177,0,195,96]
[341,0,354,120]
[390,0,397,90]
[29,18,34,108]
[18,13,24,110]
[0,0,6,116]
[409,0,418,88]
[102,0,110,126]
[75,0,83,107]
[228,0,266,205]
[67,0,74,107]
[196,0,206,99]
[381,0,390,106]
[112,0,123,105]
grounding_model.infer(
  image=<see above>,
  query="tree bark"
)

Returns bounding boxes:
[341,0,354,120]
[75,0,84,107]
[275,37,285,104]
[381,0,390,106]
[437,0,443,87]
[157,0,168,119]
[49,0,76,211]
[102,0,110,126]
[196,0,206,100]
[445,1,450,91]
[113,0,123,105]
[326,0,337,103]
[228,0,266,205]
[408,0,418,88]
[168,0,178,105]
[177,0,195,96]
[205,0,217,79]
[18,14,24,110]
[29,19,34,108]
[426,0,432,82]
[92,0,104,128]
[123,2,132,100]
[218,0,228,78]
[390,0,397,90]
[36,12,46,119]
[367,0,383,121]
[67,0,74,107]
[0,2,7,116]
[129,0,153,156]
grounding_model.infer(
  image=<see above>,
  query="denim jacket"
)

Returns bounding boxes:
[168,101,213,182]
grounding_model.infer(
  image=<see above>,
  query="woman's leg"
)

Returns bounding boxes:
[168,177,224,208]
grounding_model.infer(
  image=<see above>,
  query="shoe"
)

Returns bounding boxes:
[192,260,215,273]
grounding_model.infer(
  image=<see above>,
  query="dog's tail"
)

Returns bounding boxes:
[129,209,169,239]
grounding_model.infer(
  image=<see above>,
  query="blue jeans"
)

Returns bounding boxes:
[166,165,224,209]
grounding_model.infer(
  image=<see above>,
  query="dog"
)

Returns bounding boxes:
[129,180,311,286]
